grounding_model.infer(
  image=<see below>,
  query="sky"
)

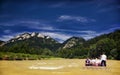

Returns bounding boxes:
[0,0,120,43]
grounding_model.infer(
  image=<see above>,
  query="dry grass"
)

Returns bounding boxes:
[0,59,120,75]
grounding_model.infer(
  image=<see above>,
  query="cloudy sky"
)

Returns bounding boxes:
[0,0,120,43]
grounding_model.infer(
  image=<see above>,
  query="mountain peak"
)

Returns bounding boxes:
[3,32,61,51]
[62,36,85,49]
[7,32,47,43]
[31,32,36,37]
[37,33,45,38]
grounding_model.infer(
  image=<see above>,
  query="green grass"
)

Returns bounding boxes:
[0,59,120,75]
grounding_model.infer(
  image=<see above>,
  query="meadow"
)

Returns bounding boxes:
[0,59,120,75]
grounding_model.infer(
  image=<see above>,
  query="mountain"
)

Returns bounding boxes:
[7,32,54,43]
[61,36,85,49]
[1,32,61,55]
[108,29,120,42]
[0,30,120,60]
[84,29,120,59]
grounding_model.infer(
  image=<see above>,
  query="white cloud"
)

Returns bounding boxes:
[3,30,12,34]
[0,22,17,26]
[80,34,95,40]
[17,20,54,31]
[57,15,96,23]
[81,27,120,40]
[1,28,117,43]
[40,32,72,43]
[109,27,120,31]
[20,21,40,25]
[0,19,47,27]
[97,6,119,13]
[96,27,120,36]
[0,35,14,41]
[74,30,98,40]
[50,2,66,8]
[39,30,98,42]
[77,30,96,34]
[0,20,55,31]
[29,25,55,31]
[49,28,97,35]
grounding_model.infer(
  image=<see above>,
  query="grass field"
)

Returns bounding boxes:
[0,59,120,75]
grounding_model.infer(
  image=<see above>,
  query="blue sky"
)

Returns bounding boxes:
[0,0,120,43]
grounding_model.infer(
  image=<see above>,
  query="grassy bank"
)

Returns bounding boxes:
[0,52,58,60]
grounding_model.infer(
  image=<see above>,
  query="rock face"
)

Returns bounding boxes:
[0,32,86,52]
[63,40,76,49]
[62,37,85,49]
[31,32,36,37]
[7,32,50,43]
[0,32,86,50]
[37,33,45,38]
[2,32,61,51]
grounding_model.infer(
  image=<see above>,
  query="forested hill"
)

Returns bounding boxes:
[0,32,61,55]
[60,36,85,49]
[84,29,120,60]
[0,30,120,60]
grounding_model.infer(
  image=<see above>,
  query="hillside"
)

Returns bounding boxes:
[0,40,5,47]
[0,32,61,56]
[61,36,85,49]
[0,29,120,60]
[85,29,120,59]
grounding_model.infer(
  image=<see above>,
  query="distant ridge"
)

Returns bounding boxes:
[0,29,120,60]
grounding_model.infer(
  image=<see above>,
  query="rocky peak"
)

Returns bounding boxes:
[62,37,85,49]
[21,33,31,39]
[37,33,45,38]
[7,32,47,43]
[31,32,36,37]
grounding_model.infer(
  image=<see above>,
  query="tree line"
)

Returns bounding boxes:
[0,29,120,60]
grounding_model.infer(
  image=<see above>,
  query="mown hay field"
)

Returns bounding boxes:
[0,59,120,75]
